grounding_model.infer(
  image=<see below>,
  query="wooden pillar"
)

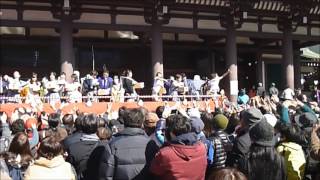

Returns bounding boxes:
[282,26,294,89]
[294,50,301,88]
[257,52,265,87]
[210,51,216,73]
[151,21,163,78]
[60,15,74,82]
[225,20,238,103]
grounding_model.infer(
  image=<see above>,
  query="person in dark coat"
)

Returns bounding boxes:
[207,114,232,171]
[99,108,159,180]
[256,83,265,97]
[247,118,287,180]
[98,70,113,92]
[150,114,207,180]
[121,69,136,96]
[82,71,99,96]
[226,108,263,172]
[269,83,279,96]
[63,115,84,151]
[67,114,110,180]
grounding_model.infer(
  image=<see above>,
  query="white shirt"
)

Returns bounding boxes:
[46,80,60,92]
[29,82,41,93]
[153,78,164,88]
[282,88,295,100]
[209,77,222,91]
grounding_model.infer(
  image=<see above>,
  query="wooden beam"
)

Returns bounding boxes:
[1,19,319,41]
[1,3,320,25]
[298,41,320,48]
[0,36,283,53]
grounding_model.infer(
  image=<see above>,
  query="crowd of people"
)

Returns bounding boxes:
[0,69,237,106]
[0,72,320,180]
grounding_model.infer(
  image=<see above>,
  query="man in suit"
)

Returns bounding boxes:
[83,71,99,102]
[98,70,113,97]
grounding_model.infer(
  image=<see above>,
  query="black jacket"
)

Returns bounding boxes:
[67,137,102,180]
[122,78,134,94]
[226,130,251,172]
[63,131,83,150]
[208,131,232,170]
[100,127,158,180]
[82,79,94,95]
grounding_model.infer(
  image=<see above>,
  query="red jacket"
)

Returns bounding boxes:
[150,142,207,180]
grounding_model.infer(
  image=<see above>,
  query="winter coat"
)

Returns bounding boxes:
[67,133,101,180]
[226,130,251,172]
[207,130,232,169]
[277,142,306,180]
[103,127,159,180]
[24,155,76,180]
[150,132,207,180]
[63,131,83,150]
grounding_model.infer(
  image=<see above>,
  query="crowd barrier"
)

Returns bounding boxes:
[0,95,216,117]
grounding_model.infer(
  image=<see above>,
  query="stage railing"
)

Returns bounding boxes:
[0,94,220,102]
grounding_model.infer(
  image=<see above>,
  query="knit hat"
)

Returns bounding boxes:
[144,113,159,128]
[249,118,274,147]
[241,107,263,127]
[212,114,229,130]
[264,114,278,127]
[294,112,318,128]
[189,116,204,134]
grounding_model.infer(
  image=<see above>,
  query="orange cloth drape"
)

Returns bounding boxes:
[0,101,215,117]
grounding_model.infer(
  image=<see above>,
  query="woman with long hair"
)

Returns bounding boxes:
[46,72,61,105]
[247,119,287,180]
[1,132,33,180]
[25,72,42,107]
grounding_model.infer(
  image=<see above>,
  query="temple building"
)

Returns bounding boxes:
[1,0,319,102]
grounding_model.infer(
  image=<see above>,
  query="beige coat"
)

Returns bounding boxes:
[24,155,76,180]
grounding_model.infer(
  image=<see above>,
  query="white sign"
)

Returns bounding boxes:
[230,80,238,95]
